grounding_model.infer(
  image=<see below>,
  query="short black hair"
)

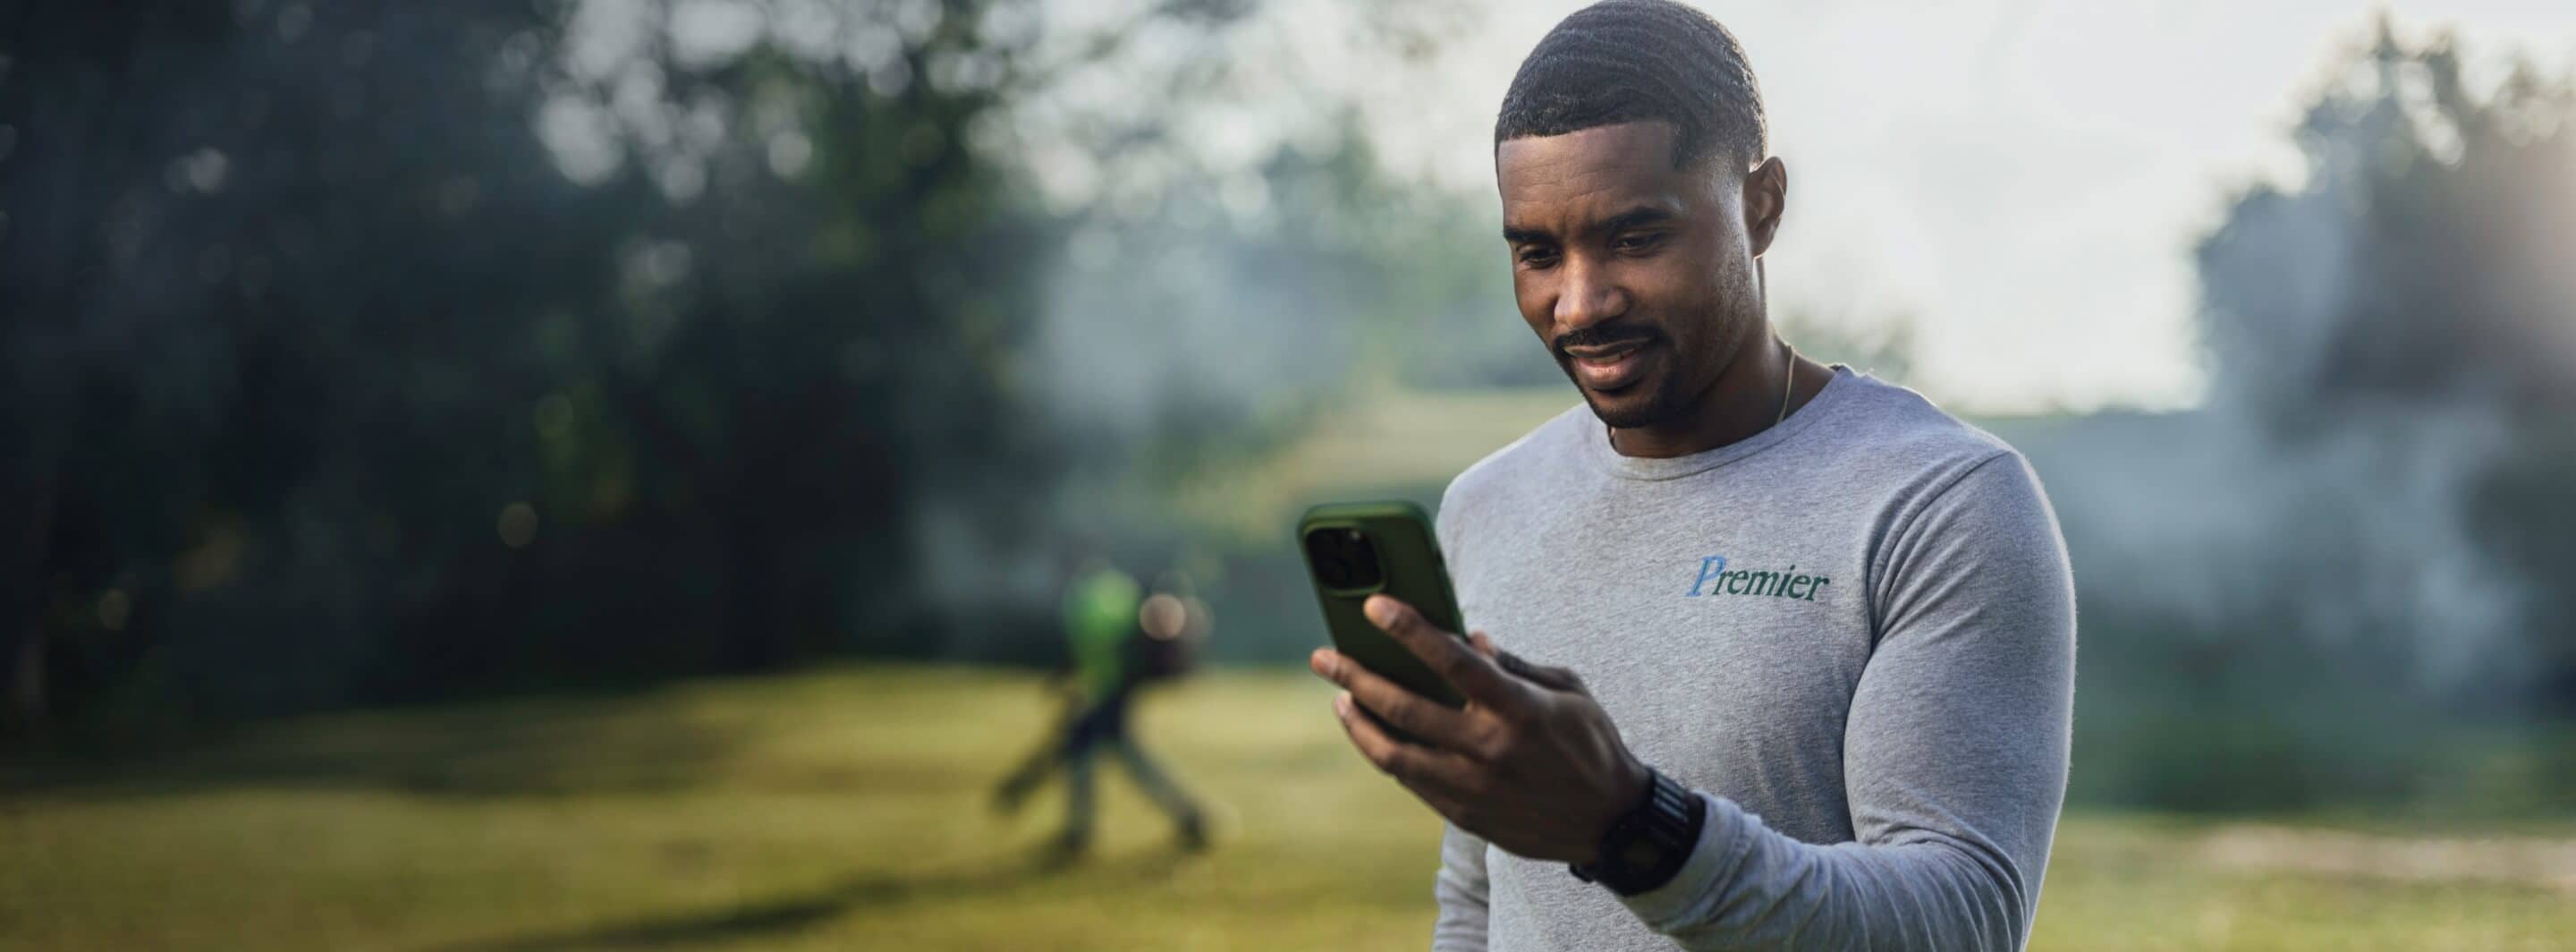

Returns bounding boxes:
[1495,0,1767,171]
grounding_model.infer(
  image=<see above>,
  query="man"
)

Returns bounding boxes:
[994,558,1208,860]
[1306,2,2075,949]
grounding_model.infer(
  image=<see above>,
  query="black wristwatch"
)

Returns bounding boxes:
[1569,766,1705,897]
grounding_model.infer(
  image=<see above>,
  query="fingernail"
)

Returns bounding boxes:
[1334,692,1352,717]
[1364,596,1396,627]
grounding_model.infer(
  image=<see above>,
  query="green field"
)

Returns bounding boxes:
[5,667,2574,950]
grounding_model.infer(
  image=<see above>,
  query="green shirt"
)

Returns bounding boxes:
[1062,566,1140,702]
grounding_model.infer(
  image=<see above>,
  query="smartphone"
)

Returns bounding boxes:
[1298,500,1470,711]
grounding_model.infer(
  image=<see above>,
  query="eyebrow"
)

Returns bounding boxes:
[1599,206,1675,234]
[1501,205,1677,244]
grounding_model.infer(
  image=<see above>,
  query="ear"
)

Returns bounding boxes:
[1742,157,1788,258]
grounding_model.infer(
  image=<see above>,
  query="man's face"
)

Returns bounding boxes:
[1496,122,1769,430]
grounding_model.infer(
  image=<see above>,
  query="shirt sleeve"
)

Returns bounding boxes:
[1613,451,2077,951]
[1433,465,1492,950]
[1432,820,1492,951]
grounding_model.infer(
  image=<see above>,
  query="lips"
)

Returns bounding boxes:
[1564,339,1656,392]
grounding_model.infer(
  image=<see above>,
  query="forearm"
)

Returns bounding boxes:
[1618,793,2034,951]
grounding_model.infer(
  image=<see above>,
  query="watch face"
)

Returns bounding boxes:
[1621,837,1664,868]
[1573,768,1702,896]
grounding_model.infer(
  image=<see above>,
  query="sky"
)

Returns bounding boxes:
[1317,1,2576,413]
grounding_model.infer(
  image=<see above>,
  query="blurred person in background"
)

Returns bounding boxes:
[993,557,1210,862]
[1307,2,2074,950]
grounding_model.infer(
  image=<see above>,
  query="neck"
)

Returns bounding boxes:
[1607,328,1811,459]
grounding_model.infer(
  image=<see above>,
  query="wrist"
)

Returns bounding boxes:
[1569,765,1705,897]
[1580,757,1655,866]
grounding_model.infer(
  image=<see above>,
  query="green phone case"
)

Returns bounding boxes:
[1297,500,1470,710]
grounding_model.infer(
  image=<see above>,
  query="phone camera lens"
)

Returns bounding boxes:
[1305,526,1385,591]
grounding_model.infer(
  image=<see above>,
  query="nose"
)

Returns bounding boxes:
[1553,255,1627,333]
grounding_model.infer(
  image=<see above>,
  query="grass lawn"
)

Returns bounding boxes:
[5,666,2573,950]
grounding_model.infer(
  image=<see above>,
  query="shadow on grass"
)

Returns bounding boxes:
[429,847,1194,951]
[2,691,752,801]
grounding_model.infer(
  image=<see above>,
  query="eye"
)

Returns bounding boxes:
[1612,232,1666,254]
[1515,245,1560,269]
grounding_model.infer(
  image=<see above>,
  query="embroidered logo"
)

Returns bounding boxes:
[1685,556,1829,601]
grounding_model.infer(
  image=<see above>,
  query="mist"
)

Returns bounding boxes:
[1993,21,2576,808]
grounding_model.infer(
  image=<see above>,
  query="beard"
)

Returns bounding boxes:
[1570,327,1746,430]
[1561,268,1759,432]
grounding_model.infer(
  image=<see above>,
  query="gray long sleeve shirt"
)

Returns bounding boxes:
[1428,366,2075,952]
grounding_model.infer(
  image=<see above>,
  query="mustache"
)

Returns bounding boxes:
[1552,323,1663,356]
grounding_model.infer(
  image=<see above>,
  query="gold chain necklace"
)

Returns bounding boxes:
[1775,337,1797,426]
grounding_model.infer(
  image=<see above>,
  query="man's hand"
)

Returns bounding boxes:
[1308,594,1650,865]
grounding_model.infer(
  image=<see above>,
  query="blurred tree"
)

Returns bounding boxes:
[4,0,638,731]
[0,0,1301,739]
[2195,20,2576,712]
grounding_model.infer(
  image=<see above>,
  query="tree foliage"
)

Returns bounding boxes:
[0,0,1283,736]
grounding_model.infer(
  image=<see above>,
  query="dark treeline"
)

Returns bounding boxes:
[0,0,1238,737]
[2,0,1488,743]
